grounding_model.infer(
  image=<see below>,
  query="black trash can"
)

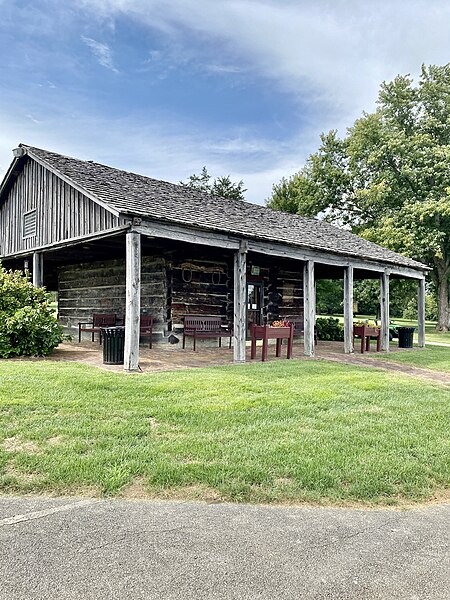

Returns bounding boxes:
[102,326,125,364]
[397,326,415,349]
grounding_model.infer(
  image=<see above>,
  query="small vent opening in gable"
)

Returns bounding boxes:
[23,209,37,238]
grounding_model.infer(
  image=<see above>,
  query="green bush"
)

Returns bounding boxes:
[0,265,63,358]
[315,317,344,341]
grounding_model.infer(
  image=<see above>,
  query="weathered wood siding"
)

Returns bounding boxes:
[246,264,303,324]
[0,157,123,257]
[58,257,166,338]
[276,267,304,321]
[168,258,232,329]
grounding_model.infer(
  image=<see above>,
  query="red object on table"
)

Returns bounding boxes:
[353,325,381,353]
[250,323,294,362]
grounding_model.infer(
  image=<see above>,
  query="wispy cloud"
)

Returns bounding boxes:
[81,35,119,73]
[77,0,450,128]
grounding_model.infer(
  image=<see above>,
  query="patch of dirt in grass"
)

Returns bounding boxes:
[119,477,150,499]
[46,436,65,447]
[161,484,223,503]
[2,437,41,454]
[274,477,295,487]
[3,463,42,484]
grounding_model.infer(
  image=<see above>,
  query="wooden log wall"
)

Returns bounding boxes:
[276,267,304,322]
[58,257,166,338]
[0,157,123,257]
[168,258,232,329]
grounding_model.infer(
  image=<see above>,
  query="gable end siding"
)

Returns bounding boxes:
[0,158,124,256]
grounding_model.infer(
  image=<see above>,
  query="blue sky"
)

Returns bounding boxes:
[1,0,450,204]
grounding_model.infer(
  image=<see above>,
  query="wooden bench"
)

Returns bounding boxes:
[140,315,153,349]
[182,315,232,351]
[78,313,117,343]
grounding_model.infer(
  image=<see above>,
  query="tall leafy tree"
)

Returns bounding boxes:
[268,64,450,330]
[180,167,246,201]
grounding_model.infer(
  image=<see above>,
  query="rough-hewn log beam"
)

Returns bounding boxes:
[380,271,390,352]
[303,260,315,357]
[233,240,247,363]
[32,252,43,288]
[343,265,354,353]
[124,231,141,372]
[417,277,426,347]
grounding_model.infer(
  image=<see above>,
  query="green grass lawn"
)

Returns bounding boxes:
[1,360,449,506]
[374,345,450,373]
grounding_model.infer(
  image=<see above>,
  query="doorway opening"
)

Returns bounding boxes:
[247,282,263,336]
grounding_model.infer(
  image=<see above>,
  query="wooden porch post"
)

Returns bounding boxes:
[303,260,315,357]
[380,271,390,352]
[233,240,247,363]
[32,252,43,287]
[124,231,141,372]
[343,265,354,353]
[417,277,426,347]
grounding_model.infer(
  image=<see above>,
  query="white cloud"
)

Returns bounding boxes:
[2,0,450,205]
[0,104,306,204]
[81,35,119,73]
[75,0,450,128]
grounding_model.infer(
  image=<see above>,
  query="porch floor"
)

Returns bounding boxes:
[42,338,412,374]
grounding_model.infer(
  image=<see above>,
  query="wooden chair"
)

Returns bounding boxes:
[140,315,153,349]
[78,313,117,343]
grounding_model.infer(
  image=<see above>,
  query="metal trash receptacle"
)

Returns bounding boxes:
[397,326,415,348]
[102,326,125,364]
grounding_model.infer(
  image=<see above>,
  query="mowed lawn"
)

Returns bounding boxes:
[374,346,450,373]
[0,359,449,506]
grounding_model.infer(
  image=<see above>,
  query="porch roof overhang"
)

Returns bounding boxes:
[130,219,428,280]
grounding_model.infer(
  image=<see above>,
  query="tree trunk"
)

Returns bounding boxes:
[434,261,450,331]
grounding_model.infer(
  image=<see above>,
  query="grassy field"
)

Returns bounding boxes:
[374,345,450,373]
[0,359,449,506]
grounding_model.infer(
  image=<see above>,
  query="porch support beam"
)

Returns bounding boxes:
[124,231,141,372]
[380,271,390,352]
[343,265,354,353]
[233,240,248,363]
[303,260,316,357]
[32,252,43,287]
[417,277,426,347]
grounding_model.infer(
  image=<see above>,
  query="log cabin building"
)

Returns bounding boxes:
[0,144,428,370]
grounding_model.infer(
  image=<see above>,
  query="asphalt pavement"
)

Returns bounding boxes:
[0,496,449,599]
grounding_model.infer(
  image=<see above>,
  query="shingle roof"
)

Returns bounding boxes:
[22,144,426,271]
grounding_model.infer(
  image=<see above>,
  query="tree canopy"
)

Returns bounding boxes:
[180,166,246,201]
[268,64,450,329]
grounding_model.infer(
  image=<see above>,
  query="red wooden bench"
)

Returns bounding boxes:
[78,313,117,343]
[140,315,153,349]
[182,315,232,351]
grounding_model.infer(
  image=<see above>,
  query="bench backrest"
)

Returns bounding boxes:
[93,313,116,327]
[184,315,224,332]
[140,315,153,330]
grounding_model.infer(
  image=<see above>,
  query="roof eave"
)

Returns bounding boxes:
[123,212,429,274]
